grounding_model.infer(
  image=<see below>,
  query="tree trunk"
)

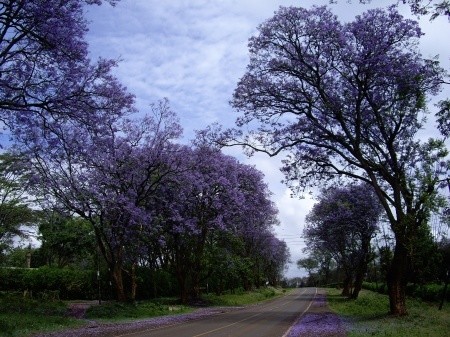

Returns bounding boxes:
[342,274,352,297]
[112,263,127,302]
[352,240,372,300]
[387,242,408,316]
[191,270,201,300]
[175,265,189,304]
[351,270,365,299]
[179,279,189,304]
[439,271,448,310]
[130,263,137,302]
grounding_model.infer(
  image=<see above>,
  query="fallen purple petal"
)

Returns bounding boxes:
[286,293,346,337]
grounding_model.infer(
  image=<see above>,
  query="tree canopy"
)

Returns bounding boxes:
[330,1,450,20]
[226,5,447,315]
[304,183,382,299]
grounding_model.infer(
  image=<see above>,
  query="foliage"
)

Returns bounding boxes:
[330,1,450,20]
[0,153,36,256]
[0,292,81,337]
[224,4,447,315]
[407,222,443,284]
[154,145,288,302]
[304,183,382,298]
[362,282,450,302]
[398,0,450,19]
[0,0,133,150]
[0,267,98,300]
[85,301,190,320]
[38,213,97,268]
[35,212,98,269]
[297,257,318,277]
[201,287,284,306]
[30,100,185,302]
[327,288,450,336]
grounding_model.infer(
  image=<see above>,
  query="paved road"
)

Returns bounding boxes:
[118,287,317,337]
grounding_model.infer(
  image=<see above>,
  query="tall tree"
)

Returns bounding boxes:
[0,153,35,256]
[30,100,183,302]
[304,183,381,299]
[226,6,446,315]
[156,146,283,302]
[38,212,96,268]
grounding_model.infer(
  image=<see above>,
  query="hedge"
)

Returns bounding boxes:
[362,282,450,302]
[0,266,98,300]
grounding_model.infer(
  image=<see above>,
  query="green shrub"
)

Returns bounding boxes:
[85,301,188,320]
[0,267,97,299]
[362,282,449,302]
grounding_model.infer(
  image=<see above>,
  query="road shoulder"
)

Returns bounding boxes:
[284,288,347,337]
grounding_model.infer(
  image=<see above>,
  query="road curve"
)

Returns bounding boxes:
[117,287,317,337]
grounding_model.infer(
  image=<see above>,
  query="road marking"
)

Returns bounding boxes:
[116,288,312,337]
[281,287,317,337]
[192,288,310,337]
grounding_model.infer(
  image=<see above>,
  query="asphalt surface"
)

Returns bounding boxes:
[115,287,317,337]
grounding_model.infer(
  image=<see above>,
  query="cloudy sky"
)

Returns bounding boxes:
[84,0,449,278]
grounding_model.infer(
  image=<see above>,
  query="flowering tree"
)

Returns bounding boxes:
[0,0,132,148]
[156,146,284,302]
[29,100,183,302]
[304,184,382,299]
[228,6,446,315]
[232,163,286,288]
[330,1,450,20]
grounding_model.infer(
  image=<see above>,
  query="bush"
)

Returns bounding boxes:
[362,282,449,302]
[0,267,98,299]
[85,301,187,320]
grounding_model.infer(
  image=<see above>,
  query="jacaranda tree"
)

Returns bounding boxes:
[155,145,285,302]
[228,6,447,315]
[330,1,450,20]
[0,0,133,150]
[30,100,183,302]
[304,183,382,299]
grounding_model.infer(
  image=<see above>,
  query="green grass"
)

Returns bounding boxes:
[202,286,286,306]
[85,300,190,321]
[0,293,82,337]
[327,288,450,337]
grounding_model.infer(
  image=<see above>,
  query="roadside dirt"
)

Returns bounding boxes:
[66,301,99,319]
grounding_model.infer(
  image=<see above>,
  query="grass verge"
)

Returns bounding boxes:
[326,288,450,337]
[0,293,82,337]
[202,286,287,306]
[85,299,191,321]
